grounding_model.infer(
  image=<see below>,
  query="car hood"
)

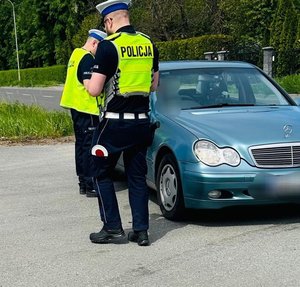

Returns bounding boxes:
[173,106,300,147]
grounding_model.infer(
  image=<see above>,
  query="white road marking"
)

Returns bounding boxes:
[42,95,54,98]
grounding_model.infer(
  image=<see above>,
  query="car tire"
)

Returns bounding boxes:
[156,153,185,220]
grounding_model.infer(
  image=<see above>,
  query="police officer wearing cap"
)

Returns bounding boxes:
[87,0,159,246]
[60,29,107,198]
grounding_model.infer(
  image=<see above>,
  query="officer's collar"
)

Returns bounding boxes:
[116,25,136,34]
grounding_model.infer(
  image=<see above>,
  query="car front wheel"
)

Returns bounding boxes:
[156,154,185,220]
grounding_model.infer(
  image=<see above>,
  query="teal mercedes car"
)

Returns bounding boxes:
[146,61,300,220]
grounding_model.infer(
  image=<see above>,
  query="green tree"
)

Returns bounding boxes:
[72,13,101,48]
[1,0,299,74]
[220,0,277,45]
[0,0,22,70]
[7,0,50,68]
[0,0,97,69]
[130,0,222,41]
[270,0,299,75]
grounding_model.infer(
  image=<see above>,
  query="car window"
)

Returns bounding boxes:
[156,68,290,111]
[246,72,288,105]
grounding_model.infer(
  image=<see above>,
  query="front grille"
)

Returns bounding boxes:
[249,143,300,168]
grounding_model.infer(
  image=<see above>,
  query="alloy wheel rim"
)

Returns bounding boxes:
[159,164,178,211]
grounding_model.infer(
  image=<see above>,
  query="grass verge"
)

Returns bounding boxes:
[0,102,73,143]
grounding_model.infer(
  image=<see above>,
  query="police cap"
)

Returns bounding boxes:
[88,29,107,41]
[96,0,131,17]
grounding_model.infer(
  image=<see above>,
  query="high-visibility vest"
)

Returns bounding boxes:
[60,48,101,115]
[104,32,154,99]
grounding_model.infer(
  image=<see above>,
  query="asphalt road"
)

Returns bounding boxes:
[1,143,300,287]
[0,86,64,111]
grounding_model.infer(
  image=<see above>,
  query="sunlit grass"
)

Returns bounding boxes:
[0,102,73,141]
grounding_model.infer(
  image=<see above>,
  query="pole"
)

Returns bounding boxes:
[4,0,21,81]
[203,52,214,61]
[262,47,274,78]
[216,50,228,61]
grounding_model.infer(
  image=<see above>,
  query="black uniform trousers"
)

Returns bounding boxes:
[70,109,99,191]
[89,117,154,231]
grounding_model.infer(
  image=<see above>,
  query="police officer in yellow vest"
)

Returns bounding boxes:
[87,0,159,246]
[60,29,107,198]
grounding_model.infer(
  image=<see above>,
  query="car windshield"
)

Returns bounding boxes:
[155,68,290,111]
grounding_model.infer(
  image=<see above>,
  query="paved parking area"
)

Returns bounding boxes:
[1,143,300,287]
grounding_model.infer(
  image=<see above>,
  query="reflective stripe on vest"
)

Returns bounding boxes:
[104,32,154,98]
[60,48,101,115]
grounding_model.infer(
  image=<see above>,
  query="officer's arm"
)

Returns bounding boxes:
[87,73,107,97]
[83,79,90,91]
[79,54,94,91]
[151,71,159,92]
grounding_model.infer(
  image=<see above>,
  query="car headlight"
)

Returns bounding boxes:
[194,140,241,167]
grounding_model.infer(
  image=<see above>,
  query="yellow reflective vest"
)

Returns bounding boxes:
[60,48,100,115]
[104,32,154,98]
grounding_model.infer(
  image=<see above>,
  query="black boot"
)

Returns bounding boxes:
[85,177,97,197]
[79,182,86,195]
[90,227,125,244]
[86,189,98,198]
[128,230,149,246]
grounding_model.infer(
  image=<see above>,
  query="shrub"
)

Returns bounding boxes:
[0,65,66,87]
[276,74,300,94]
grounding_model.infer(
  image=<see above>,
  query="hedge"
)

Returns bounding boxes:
[156,34,234,61]
[0,65,66,87]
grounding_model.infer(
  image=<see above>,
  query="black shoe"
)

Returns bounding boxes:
[90,227,125,244]
[86,189,98,198]
[128,230,149,246]
[79,183,86,195]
